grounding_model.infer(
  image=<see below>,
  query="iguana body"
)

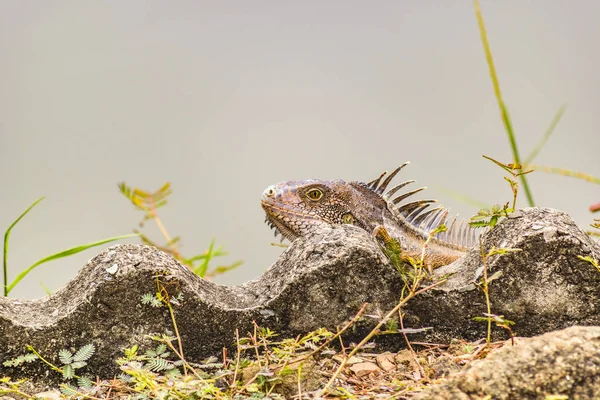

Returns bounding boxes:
[261,162,477,268]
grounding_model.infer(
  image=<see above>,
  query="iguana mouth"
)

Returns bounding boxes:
[261,199,302,242]
[264,213,298,242]
[262,198,337,242]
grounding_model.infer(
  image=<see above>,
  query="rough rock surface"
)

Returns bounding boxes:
[0,222,403,387]
[403,207,600,343]
[415,326,600,400]
[0,207,599,389]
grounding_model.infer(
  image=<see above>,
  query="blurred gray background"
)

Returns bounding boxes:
[1,1,598,299]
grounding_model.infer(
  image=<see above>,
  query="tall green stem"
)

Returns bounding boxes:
[474,0,535,207]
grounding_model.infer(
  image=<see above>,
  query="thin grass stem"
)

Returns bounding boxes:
[524,105,567,164]
[3,197,45,296]
[473,0,535,207]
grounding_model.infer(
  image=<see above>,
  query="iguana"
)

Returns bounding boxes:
[261,162,478,268]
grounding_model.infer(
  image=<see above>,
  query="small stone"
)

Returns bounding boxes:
[349,361,381,377]
[376,353,396,371]
[34,390,62,399]
[105,264,119,274]
[395,349,413,366]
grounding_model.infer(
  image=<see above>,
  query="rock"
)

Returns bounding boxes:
[376,353,396,371]
[414,325,600,400]
[395,349,415,369]
[0,207,599,390]
[0,223,402,388]
[349,361,381,377]
[32,390,62,400]
[403,207,600,344]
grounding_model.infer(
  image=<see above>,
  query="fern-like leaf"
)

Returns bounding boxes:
[2,353,39,367]
[469,220,491,228]
[145,349,157,358]
[77,376,94,389]
[60,383,78,396]
[146,358,171,372]
[117,373,134,383]
[73,344,95,362]
[155,344,167,356]
[58,349,73,365]
[141,293,162,307]
[62,364,75,379]
[164,368,181,378]
[23,353,38,362]
[3,359,17,367]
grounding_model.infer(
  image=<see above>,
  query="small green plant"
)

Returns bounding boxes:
[59,377,95,397]
[4,343,96,397]
[56,344,96,380]
[375,225,406,275]
[139,275,190,369]
[3,197,137,296]
[470,203,512,229]
[143,343,180,374]
[473,314,515,343]
[118,342,184,376]
[475,242,521,344]
[141,291,184,308]
[2,352,38,367]
[118,182,242,278]
[375,223,447,277]
[469,156,533,229]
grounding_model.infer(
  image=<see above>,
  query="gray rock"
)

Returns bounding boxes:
[0,222,403,387]
[414,325,600,400]
[0,207,599,389]
[404,207,600,343]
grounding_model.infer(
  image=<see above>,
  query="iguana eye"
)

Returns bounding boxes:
[342,213,354,225]
[306,188,323,201]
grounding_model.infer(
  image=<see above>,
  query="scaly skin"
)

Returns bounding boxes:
[261,165,476,268]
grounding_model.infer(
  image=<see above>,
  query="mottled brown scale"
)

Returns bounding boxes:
[261,163,478,269]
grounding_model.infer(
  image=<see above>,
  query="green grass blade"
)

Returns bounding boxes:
[6,233,139,295]
[525,165,600,184]
[473,0,535,207]
[40,281,52,296]
[208,260,243,277]
[192,239,216,277]
[3,196,45,296]
[524,105,567,164]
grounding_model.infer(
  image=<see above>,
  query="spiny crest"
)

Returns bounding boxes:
[366,162,478,248]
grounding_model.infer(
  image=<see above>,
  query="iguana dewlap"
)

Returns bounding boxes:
[261,162,478,268]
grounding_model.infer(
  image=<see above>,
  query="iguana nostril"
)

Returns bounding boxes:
[263,186,276,199]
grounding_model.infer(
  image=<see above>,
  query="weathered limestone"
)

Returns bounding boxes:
[415,325,600,400]
[0,207,599,390]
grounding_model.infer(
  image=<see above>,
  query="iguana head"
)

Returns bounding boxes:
[261,180,369,241]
